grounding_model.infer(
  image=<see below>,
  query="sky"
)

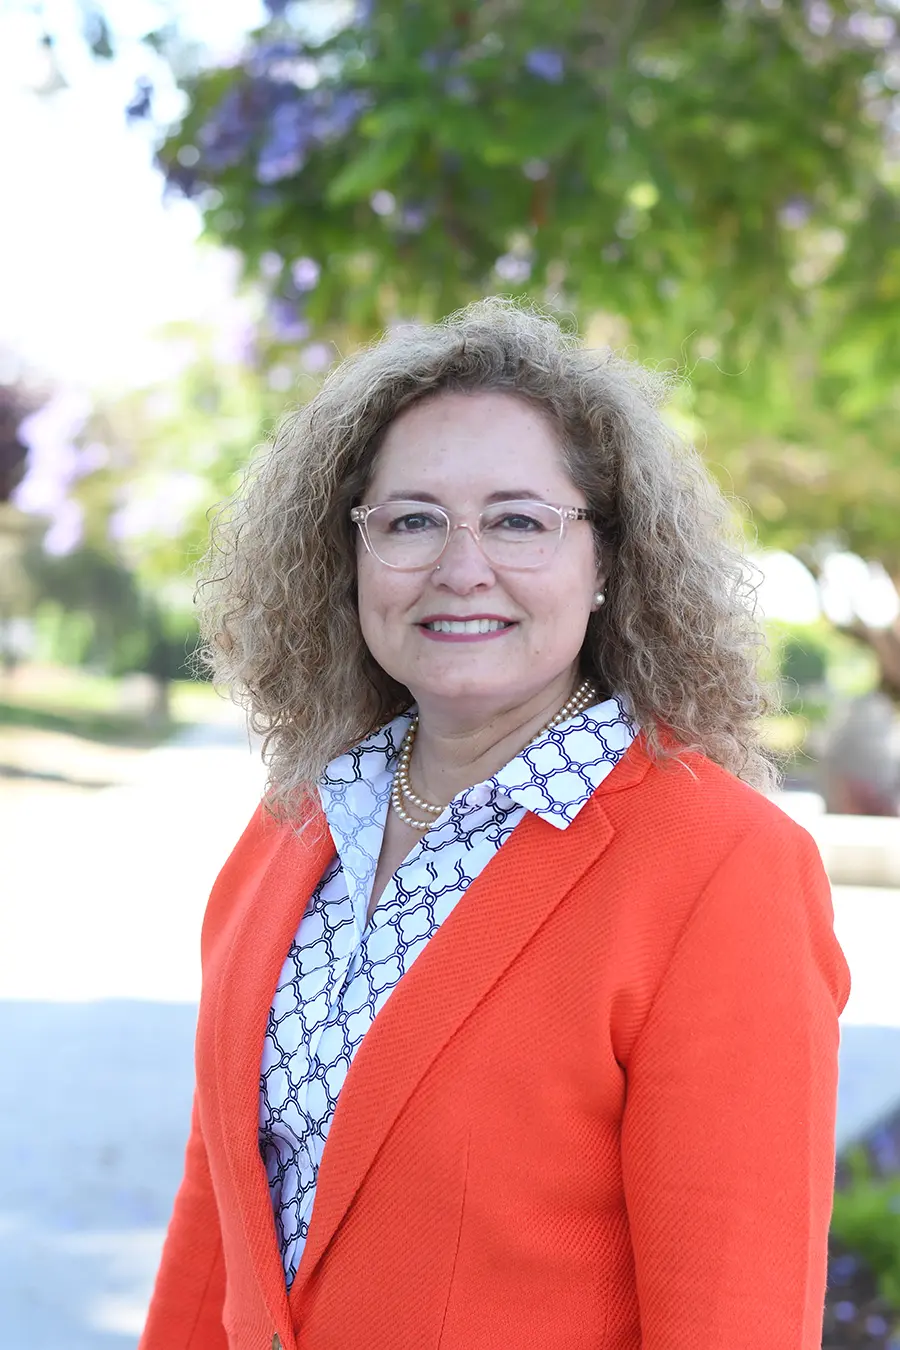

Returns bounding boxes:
[0,0,266,392]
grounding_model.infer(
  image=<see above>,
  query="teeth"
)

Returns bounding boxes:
[425,619,509,633]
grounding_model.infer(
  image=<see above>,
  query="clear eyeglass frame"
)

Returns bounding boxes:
[350,499,596,572]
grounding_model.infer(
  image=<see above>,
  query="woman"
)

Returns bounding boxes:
[141,298,851,1350]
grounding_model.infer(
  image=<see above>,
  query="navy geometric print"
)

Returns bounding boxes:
[258,695,637,1287]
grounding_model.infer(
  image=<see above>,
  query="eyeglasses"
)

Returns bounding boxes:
[350,499,596,572]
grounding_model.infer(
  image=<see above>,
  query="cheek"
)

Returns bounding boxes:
[356,558,417,635]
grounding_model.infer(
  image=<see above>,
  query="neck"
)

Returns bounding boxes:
[407,671,586,808]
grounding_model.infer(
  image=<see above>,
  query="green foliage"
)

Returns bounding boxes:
[148,0,900,569]
[766,619,881,700]
[831,1145,900,1312]
[780,633,828,690]
[162,0,885,359]
[25,546,198,683]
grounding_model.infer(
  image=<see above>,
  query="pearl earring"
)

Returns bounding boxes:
[593,591,605,609]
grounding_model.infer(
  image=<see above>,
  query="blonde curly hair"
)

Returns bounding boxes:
[196,297,777,818]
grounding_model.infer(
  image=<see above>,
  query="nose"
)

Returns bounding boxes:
[433,522,496,589]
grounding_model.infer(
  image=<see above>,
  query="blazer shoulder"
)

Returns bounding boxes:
[601,739,822,870]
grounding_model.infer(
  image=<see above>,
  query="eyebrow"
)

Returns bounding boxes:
[380,489,548,504]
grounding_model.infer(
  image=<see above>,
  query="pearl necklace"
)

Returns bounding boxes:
[390,678,598,830]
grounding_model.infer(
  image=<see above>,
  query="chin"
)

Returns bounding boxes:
[411,673,522,706]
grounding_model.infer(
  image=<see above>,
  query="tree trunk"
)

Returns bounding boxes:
[147,673,171,730]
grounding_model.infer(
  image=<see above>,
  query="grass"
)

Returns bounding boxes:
[0,665,228,748]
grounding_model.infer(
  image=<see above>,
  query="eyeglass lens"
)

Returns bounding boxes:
[362,501,565,570]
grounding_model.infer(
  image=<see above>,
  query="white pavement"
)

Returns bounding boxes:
[1,723,898,1349]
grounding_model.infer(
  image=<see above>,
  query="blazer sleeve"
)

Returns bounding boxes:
[620,817,852,1350]
[138,1094,228,1350]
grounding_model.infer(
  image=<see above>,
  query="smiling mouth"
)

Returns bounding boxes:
[420,619,514,635]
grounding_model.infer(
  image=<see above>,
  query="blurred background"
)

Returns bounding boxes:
[1,0,899,1345]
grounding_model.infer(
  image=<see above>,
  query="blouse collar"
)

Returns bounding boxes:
[319,694,637,833]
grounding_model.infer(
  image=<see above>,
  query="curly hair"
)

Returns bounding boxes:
[196,296,777,819]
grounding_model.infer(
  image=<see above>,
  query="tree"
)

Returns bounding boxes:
[0,378,46,671]
[151,2,896,381]
[28,322,287,713]
[148,0,900,689]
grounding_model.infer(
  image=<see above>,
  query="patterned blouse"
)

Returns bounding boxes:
[258,694,637,1288]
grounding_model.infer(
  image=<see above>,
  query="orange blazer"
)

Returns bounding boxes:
[140,736,851,1350]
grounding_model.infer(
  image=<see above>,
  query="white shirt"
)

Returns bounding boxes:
[258,695,637,1287]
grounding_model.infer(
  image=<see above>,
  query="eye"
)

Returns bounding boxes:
[489,511,547,532]
[387,510,443,534]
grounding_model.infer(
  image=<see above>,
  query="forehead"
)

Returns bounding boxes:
[368,390,576,499]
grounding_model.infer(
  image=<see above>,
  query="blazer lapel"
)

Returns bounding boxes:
[289,793,617,1309]
[214,808,336,1331]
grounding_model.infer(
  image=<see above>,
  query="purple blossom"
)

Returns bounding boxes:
[525,49,565,83]
[162,158,201,199]
[398,203,428,232]
[828,1252,858,1283]
[312,88,369,142]
[248,41,304,79]
[260,250,284,279]
[257,98,312,183]
[494,254,532,283]
[268,297,311,342]
[13,392,91,516]
[43,498,83,556]
[420,46,458,73]
[445,74,474,101]
[125,77,153,122]
[199,87,260,171]
[290,256,320,290]
[833,1301,857,1322]
[256,88,367,185]
[301,342,333,373]
[77,442,109,474]
[778,196,812,229]
[866,1316,890,1337]
[370,189,396,216]
[846,11,895,45]
[806,0,833,37]
[263,0,292,14]
[869,1123,900,1172]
